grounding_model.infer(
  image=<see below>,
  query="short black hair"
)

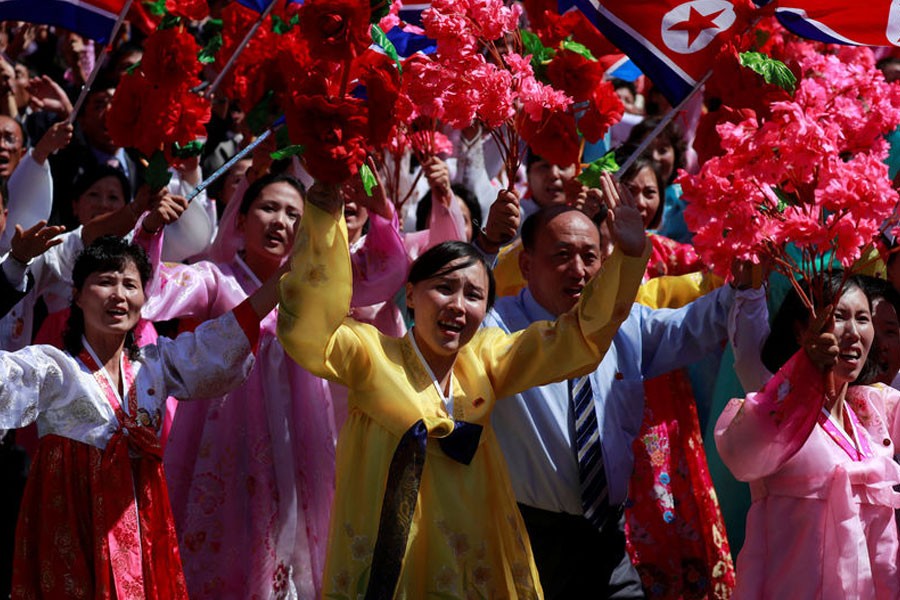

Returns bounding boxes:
[625,116,687,184]
[64,236,152,359]
[71,164,132,204]
[761,273,877,384]
[611,78,637,97]
[406,241,496,318]
[239,173,305,215]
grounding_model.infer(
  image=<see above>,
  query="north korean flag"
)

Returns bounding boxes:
[0,0,127,42]
[774,0,900,46]
[560,0,756,104]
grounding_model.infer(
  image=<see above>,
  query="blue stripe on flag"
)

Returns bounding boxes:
[775,9,858,45]
[399,3,430,27]
[559,0,695,104]
[236,0,303,13]
[0,0,117,42]
[385,27,436,57]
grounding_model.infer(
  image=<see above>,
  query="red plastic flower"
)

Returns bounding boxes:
[165,0,208,21]
[354,51,401,147]
[578,80,624,143]
[546,49,604,103]
[298,0,371,63]
[141,27,202,87]
[518,109,580,168]
[286,95,369,183]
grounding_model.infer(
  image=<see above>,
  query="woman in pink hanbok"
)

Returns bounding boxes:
[140,169,462,598]
[716,274,900,600]
[135,172,405,598]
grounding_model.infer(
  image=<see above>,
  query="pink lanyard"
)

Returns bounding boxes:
[818,404,872,461]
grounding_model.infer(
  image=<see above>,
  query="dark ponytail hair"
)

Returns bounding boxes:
[406,241,496,319]
[64,236,153,360]
[761,273,877,385]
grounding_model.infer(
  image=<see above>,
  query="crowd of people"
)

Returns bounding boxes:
[2,11,900,600]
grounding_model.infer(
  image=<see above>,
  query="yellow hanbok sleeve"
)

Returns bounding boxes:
[493,239,526,298]
[635,271,724,310]
[277,203,372,387]
[478,243,651,400]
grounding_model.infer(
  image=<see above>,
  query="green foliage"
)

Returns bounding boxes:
[521,29,554,76]
[360,162,377,197]
[172,140,205,158]
[158,13,182,30]
[577,152,619,188]
[739,51,797,93]
[560,39,595,60]
[145,150,173,191]
[270,144,305,161]
[143,0,167,17]
[272,13,299,34]
[198,32,222,64]
[371,24,402,73]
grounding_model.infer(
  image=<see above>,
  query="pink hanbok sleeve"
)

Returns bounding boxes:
[403,196,467,262]
[135,226,242,322]
[715,351,826,481]
[349,209,408,308]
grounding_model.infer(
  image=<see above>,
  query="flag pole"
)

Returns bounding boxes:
[186,123,282,202]
[66,0,135,124]
[615,69,712,178]
[204,0,278,98]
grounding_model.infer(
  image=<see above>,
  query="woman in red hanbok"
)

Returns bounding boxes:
[0,232,281,599]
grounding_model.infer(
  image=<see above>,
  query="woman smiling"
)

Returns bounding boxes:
[277,170,650,598]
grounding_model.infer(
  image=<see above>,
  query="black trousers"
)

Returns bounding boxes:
[518,503,645,600]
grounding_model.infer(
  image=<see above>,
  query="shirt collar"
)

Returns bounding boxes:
[520,287,556,322]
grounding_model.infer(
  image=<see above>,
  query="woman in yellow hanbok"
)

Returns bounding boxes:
[277,173,650,599]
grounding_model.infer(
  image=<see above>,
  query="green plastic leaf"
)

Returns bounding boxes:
[521,30,554,65]
[272,13,299,34]
[577,152,619,188]
[172,140,205,158]
[560,39,595,61]
[145,150,172,191]
[198,32,222,64]
[125,60,141,75]
[246,90,276,136]
[371,24,402,73]
[270,144,305,161]
[359,162,377,197]
[142,0,167,17]
[739,51,796,93]
[158,13,182,30]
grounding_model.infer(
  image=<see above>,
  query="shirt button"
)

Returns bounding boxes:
[614,372,624,380]
[663,510,675,523]
[147,388,155,396]
[659,472,670,485]
[884,438,891,447]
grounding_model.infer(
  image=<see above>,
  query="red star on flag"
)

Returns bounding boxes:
[667,5,726,47]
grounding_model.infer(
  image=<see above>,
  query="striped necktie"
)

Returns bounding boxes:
[570,375,610,530]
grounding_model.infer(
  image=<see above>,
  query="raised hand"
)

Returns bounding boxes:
[142,193,189,234]
[598,171,646,258]
[423,156,452,207]
[27,75,73,119]
[479,189,520,254]
[32,121,73,164]
[802,306,838,373]
[10,221,65,263]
